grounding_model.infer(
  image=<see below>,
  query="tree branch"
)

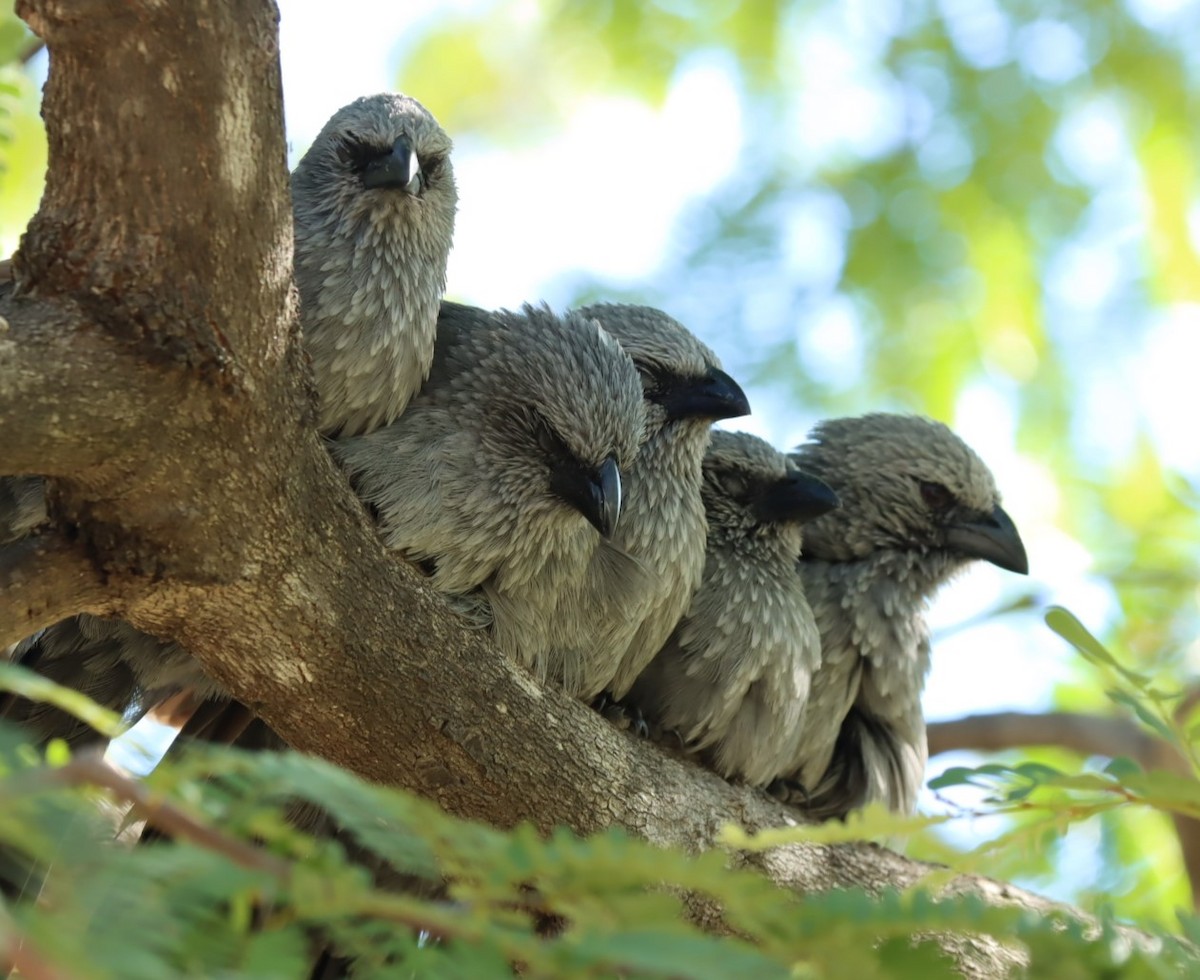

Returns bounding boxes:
[928,711,1174,766]
[0,2,1175,976]
[929,711,1200,908]
[0,297,162,475]
[0,531,124,645]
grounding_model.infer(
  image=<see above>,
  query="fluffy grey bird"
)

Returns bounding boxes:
[334,300,646,695]
[624,431,838,786]
[776,413,1028,819]
[295,92,457,438]
[8,301,645,742]
[0,93,458,745]
[151,303,746,778]
[1,621,153,749]
[571,304,750,701]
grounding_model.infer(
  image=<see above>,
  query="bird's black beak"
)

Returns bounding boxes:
[945,504,1029,574]
[551,455,623,539]
[658,366,751,423]
[753,469,840,525]
[361,136,422,193]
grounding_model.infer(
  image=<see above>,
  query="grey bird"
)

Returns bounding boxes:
[334,300,646,696]
[624,431,839,786]
[0,92,458,745]
[9,304,742,736]
[775,413,1029,819]
[570,304,750,701]
[295,91,457,438]
[1,621,155,749]
[7,301,645,739]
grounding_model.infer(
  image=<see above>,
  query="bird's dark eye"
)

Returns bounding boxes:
[919,480,955,512]
[638,362,671,401]
[532,412,570,463]
[336,135,388,172]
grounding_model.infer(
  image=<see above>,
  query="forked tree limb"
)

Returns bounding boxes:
[0,2,1175,976]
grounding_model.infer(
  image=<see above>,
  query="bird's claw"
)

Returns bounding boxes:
[592,692,652,739]
[767,777,810,806]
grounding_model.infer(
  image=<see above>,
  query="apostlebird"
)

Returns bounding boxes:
[776,413,1029,819]
[4,298,741,741]
[0,92,457,744]
[570,304,750,701]
[624,431,838,786]
[295,91,457,438]
[335,300,645,695]
[12,300,645,742]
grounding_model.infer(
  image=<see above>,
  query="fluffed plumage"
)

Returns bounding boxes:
[0,476,45,546]
[777,413,1028,819]
[295,92,457,438]
[334,301,646,697]
[625,431,838,785]
[572,304,750,700]
[0,92,458,746]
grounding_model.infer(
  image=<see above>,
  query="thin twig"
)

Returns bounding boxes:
[0,902,72,980]
[928,710,1200,908]
[67,752,293,877]
[3,750,291,878]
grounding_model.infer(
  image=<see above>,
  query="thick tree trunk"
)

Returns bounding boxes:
[0,2,1165,976]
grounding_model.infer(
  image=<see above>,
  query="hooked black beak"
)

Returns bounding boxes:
[361,136,422,193]
[659,366,751,423]
[551,455,623,539]
[945,504,1029,575]
[753,469,840,525]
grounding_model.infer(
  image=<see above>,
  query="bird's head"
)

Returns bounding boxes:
[576,305,750,443]
[449,304,646,541]
[292,92,457,255]
[793,413,1028,575]
[702,430,839,550]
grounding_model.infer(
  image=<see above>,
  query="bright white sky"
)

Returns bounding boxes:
[95,0,1199,903]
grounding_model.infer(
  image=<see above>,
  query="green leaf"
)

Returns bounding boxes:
[1106,690,1177,744]
[1045,607,1127,674]
[567,929,787,979]
[0,15,31,66]
[0,662,124,741]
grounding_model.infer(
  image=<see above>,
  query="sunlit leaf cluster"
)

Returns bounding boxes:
[0,687,1193,979]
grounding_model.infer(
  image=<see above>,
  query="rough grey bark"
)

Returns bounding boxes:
[0,2,1166,975]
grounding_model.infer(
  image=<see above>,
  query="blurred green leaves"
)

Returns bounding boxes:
[0,703,1194,979]
[399,0,786,135]
[0,7,44,255]
[4,0,1200,954]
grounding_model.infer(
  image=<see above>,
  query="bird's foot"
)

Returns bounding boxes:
[591,692,651,739]
[767,777,810,806]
